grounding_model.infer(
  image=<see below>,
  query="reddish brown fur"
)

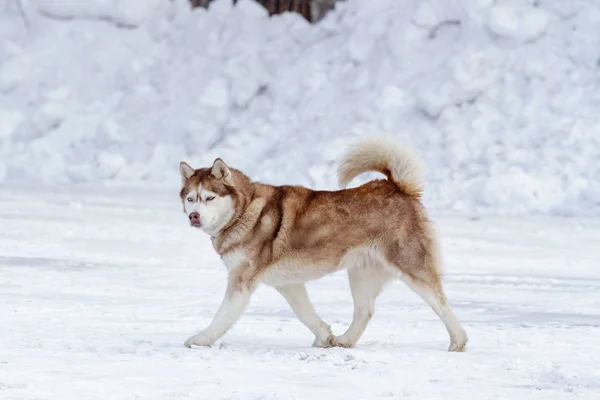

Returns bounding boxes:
[180,166,441,291]
[179,137,467,351]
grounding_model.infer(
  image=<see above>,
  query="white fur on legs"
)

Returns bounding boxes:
[400,274,468,352]
[334,265,393,348]
[276,283,334,347]
[185,279,256,348]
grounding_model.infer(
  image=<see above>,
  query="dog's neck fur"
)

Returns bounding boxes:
[211,173,265,256]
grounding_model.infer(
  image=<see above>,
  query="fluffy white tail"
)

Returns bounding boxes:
[337,136,424,197]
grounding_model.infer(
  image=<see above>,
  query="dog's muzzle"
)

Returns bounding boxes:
[189,211,201,227]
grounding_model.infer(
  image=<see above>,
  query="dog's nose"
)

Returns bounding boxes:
[189,211,200,225]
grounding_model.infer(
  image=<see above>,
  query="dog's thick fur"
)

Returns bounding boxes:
[179,136,468,351]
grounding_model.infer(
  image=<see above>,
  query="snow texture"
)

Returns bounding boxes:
[1,0,599,216]
[1,187,600,399]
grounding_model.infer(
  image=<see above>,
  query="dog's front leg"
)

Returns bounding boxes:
[185,270,257,348]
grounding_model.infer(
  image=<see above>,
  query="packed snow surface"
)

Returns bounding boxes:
[1,187,600,399]
[1,0,600,217]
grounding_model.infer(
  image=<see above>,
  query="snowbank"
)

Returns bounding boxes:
[0,0,598,216]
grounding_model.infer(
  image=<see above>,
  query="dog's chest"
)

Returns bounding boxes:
[220,248,247,272]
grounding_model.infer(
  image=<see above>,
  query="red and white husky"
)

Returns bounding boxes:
[178,136,468,351]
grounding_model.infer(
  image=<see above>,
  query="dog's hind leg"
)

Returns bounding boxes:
[399,273,468,352]
[384,221,468,352]
[276,283,334,347]
[333,264,394,348]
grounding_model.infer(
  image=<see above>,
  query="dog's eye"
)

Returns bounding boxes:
[206,196,215,202]
[186,197,194,202]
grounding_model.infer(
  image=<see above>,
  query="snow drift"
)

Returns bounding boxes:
[0,0,598,216]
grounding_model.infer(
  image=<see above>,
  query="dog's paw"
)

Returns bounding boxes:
[331,335,356,348]
[312,334,336,348]
[184,332,215,348]
[448,341,467,352]
[311,323,336,348]
[448,334,468,352]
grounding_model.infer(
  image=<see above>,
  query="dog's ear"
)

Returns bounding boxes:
[180,161,194,185]
[211,158,232,185]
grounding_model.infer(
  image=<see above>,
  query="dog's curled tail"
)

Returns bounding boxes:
[337,136,424,198]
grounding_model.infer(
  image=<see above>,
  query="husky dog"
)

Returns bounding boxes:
[179,136,468,351]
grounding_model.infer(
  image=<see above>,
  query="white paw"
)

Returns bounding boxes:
[312,334,335,348]
[311,323,335,348]
[332,335,355,348]
[184,332,215,348]
[448,333,468,352]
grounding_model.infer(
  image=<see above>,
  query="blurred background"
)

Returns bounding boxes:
[0,0,598,215]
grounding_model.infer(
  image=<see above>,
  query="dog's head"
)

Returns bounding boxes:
[179,158,237,236]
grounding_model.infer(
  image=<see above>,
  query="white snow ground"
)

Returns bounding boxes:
[1,186,600,399]
[1,0,600,216]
